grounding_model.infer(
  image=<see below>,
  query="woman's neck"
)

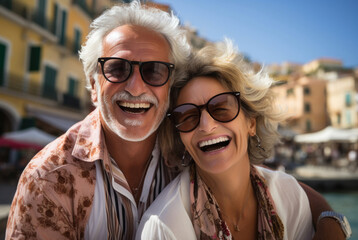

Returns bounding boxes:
[197,158,255,223]
[198,159,251,200]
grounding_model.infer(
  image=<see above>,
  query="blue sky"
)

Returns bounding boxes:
[156,0,358,67]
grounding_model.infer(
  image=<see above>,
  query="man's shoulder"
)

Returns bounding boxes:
[22,130,97,187]
[7,130,97,240]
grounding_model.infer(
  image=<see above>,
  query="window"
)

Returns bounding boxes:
[304,103,311,113]
[306,119,311,132]
[337,113,341,125]
[64,76,80,109]
[304,86,310,95]
[35,0,47,27]
[0,42,7,86]
[2,0,12,9]
[68,77,78,96]
[28,46,42,72]
[59,9,68,46]
[286,88,294,96]
[42,65,58,100]
[73,28,82,54]
[52,3,58,35]
[346,111,352,126]
[345,93,352,107]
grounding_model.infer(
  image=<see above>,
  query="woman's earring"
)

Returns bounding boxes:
[181,150,192,167]
[255,134,265,152]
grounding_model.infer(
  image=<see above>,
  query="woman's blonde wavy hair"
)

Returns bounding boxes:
[159,39,286,168]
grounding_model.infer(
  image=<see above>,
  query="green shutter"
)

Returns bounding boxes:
[28,46,42,72]
[42,65,57,100]
[0,42,6,86]
[37,0,46,27]
[59,10,67,45]
[345,93,352,106]
[68,77,78,96]
[53,3,58,35]
[73,29,81,54]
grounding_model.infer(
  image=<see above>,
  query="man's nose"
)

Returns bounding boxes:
[197,110,217,133]
[124,66,148,96]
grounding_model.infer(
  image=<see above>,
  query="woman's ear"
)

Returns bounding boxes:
[248,117,257,136]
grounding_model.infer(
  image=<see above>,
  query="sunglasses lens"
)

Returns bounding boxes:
[171,104,200,132]
[103,59,131,82]
[208,94,240,122]
[141,62,170,86]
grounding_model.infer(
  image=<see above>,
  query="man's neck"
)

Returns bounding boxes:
[105,132,157,171]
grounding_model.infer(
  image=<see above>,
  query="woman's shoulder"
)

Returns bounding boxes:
[253,165,308,218]
[254,165,299,188]
[254,165,314,239]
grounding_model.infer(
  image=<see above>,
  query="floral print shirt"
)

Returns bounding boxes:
[6,108,121,239]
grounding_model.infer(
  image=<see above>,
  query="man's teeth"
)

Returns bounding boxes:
[199,136,230,148]
[119,102,150,109]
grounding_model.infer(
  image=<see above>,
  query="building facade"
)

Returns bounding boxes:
[326,76,356,128]
[0,0,118,136]
[273,76,328,134]
[271,59,357,134]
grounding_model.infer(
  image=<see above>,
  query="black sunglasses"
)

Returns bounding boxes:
[167,92,241,132]
[98,57,175,87]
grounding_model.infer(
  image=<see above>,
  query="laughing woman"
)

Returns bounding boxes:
[136,40,315,240]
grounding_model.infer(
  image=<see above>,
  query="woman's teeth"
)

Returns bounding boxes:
[199,136,231,152]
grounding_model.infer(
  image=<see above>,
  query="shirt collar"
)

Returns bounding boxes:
[72,108,110,167]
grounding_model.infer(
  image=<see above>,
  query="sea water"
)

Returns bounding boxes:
[322,191,358,239]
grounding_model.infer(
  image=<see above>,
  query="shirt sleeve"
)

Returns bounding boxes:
[6,172,77,240]
[6,162,95,240]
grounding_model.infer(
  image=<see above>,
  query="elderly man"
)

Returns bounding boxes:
[6,2,189,239]
[6,1,349,240]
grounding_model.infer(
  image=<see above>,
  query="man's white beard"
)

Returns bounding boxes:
[96,81,169,142]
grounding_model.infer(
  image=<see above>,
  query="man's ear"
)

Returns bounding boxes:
[90,78,98,104]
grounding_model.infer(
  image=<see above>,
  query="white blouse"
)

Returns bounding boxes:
[136,166,315,240]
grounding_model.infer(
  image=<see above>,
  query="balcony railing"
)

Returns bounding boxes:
[63,93,81,109]
[0,0,55,35]
[72,0,95,18]
[1,73,82,110]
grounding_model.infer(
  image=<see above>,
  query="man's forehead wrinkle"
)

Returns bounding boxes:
[102,26,170,61]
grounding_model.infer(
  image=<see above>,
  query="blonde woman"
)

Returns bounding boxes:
[137,40,315,240]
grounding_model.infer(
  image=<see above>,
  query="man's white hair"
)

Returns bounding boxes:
[79,0,191,105]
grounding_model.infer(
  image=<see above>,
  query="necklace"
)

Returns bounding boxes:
[131,156,152,198]
[220,179,251,232]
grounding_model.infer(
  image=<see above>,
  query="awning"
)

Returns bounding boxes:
[0,138,43,150]
[294,126,358,143]
[26,104,83,132]
[0,127,56,150]
[35,112,78,132]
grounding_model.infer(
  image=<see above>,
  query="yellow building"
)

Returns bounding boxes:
[0,0,115,136]
[302,58,343,74]
[326,76,356,128]
[273,76,328,134]
[273,75,357,134]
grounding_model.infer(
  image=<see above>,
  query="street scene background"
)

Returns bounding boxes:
[1,0,358,238]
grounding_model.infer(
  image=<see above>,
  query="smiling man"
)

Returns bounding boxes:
[6,2,190,239]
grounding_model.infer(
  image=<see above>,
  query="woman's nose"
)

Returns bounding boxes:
[197,110,217,133]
